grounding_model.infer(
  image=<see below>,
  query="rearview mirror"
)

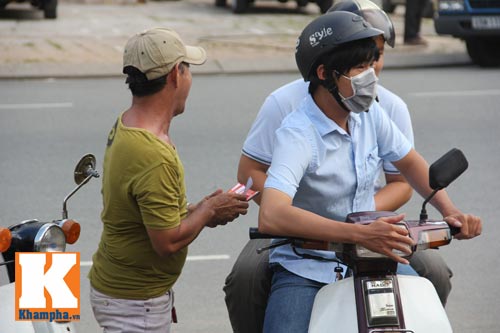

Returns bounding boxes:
[74,154,99,185]
[429,148,468,190]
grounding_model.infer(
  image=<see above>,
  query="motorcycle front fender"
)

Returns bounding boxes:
[398,275,452,332]
[309,277,358,333]
[308,275,452,333]
[0,282,76,333]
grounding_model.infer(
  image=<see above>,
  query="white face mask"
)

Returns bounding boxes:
[339,67,378,114]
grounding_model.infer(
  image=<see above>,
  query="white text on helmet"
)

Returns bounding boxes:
[309,27,334,47]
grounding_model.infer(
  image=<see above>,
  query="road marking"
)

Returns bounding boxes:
[0,102,73,110]
[409,89,500,98]
[80,254,230,267]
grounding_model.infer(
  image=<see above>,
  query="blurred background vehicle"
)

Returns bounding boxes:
[215,0,333,14]
[0,0,57,18]
[434,0,500,67]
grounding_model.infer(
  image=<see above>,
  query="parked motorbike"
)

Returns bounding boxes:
[250,148,469,333]
[0,154,99,333]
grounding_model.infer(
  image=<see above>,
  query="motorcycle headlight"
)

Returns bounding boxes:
[34,224,66,252]
[355,245,409,259]
[354,223,411,259]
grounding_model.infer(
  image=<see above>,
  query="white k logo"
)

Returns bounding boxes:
[18,253,78,308]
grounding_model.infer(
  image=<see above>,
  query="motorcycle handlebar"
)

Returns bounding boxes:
[249,220,461,251]
[450,225,461,236]
[250,224,461,238]
[249,227,278,239]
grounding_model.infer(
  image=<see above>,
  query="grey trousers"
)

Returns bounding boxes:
[223,238,452,333]
[90,286,173,333]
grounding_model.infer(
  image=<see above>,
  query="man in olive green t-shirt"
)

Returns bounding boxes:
[88,28,249,333]
[89,116,190,300]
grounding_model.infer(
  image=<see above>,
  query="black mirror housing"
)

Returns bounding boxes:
[429,148,468,190]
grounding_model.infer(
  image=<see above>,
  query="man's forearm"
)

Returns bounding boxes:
[375,173,413,211]
[237,154,269,205]
[394,149,460,218]
[375,182,413,211]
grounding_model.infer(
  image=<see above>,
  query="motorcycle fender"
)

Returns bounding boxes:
[308,276,452,333]
[0,282,76,333]
[398,275,452,333]
[309,277,358,333]
[0,283,36,333]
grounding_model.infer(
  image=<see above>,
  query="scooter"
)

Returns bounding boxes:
[250,148,469,333]
[0,154,99,333]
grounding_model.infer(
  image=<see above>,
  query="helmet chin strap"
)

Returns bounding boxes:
[320,78,351,113]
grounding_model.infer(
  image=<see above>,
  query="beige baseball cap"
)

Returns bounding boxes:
[123,27,207,81]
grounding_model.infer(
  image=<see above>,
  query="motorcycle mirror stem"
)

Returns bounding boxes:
[62,154,100,219]
[419,148,468,223]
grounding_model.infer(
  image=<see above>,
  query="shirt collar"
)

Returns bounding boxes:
[302,94,362,136]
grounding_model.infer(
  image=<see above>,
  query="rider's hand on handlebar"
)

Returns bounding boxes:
[358,214,415,265]
[444,213,482,240]
[199,190,249,228]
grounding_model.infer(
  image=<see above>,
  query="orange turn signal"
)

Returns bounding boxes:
[59,219,81,245]
[0,227,12,252]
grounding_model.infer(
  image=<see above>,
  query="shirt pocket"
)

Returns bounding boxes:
[363,146,382,191]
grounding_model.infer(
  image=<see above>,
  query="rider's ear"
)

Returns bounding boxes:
[168,64,180,88]
[316,64,327,80]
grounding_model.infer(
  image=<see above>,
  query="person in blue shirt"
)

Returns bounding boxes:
[223,3,454,333]
[258,11,482,332]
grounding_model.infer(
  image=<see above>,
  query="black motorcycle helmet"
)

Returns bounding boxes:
[328,0,396,48]
[295,11,383,82]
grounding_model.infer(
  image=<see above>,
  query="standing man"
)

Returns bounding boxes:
[88,28,249,333]
[404,0,429,45]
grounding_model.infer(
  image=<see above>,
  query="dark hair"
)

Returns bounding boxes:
[308,37,378,94]
[124,66,167,97]
[123,63,188,97]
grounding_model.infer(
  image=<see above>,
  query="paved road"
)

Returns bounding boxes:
[1,67,499,332]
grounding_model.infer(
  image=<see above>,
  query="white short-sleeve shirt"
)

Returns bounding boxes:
[242,79,414,191]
